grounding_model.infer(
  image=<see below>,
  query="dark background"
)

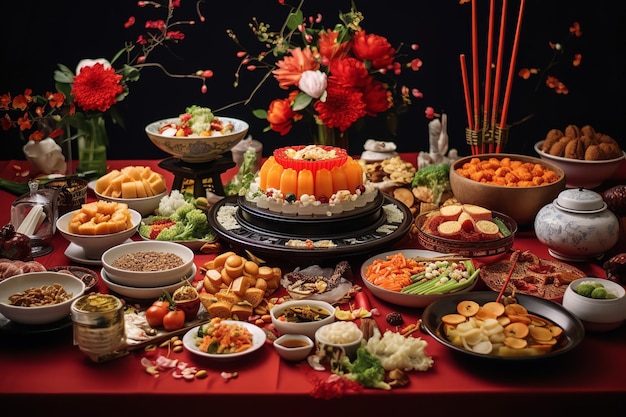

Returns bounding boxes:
[1,0,624,161]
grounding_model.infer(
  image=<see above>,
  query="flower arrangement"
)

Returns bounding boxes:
[1,0,213,174]
[224,0,424,144]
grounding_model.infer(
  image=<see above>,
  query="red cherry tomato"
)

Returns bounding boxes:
[145,305,168,328]
[162,309,185,331]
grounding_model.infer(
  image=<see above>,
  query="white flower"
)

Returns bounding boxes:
[75,58,112,75]
[298,70,327,99]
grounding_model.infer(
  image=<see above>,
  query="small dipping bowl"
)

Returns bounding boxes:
[274,334,314,362]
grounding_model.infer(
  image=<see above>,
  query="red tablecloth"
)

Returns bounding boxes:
[0,156,625,416]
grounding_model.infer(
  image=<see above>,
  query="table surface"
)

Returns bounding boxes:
[1,156,625,416]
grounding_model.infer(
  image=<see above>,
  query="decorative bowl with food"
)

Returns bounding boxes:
[100,265,196,300]
[534,124,624,189]
[270,299,335,339]
[101,240,195,288]
[145,106,249,163]
[56,202,142,260]
[421,291,585,360]
[562,277,626,332]
[415,203,517,257]
[0,271,86,325]
[449,153,566,226]
[314,320,363,360]
[91,165,168,216]
[360,249,479,308]
[534,141,625,189]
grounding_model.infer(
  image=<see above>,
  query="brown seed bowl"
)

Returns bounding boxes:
[449,153,566,226]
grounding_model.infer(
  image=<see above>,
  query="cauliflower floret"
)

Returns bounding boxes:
[157,190,188,217]
[366,330,434,372]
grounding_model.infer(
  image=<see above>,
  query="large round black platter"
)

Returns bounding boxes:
[208,194,413,261]
[421,291,585,361]
[236,191,385,237]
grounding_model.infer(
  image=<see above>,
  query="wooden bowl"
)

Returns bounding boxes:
[449,153,566,226]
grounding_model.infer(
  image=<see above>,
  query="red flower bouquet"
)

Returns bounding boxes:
[226,0,424,139]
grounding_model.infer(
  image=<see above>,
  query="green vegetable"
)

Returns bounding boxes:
[576,283,594,297]
[591,287,608,299]
[184,105,215,135]
[156,208,212,241]
[401,260,479,295]
[411,163,451,205]
[492,217,511,237]
[224,147,259,196]
[338,347,390,390]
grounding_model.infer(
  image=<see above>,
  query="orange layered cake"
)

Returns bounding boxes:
[245,145,377,215]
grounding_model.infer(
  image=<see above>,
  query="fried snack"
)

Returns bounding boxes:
[581,124,596,139]
[564,138,585,160]
[543,124,623,161]
[541,129,564,152]
[548,141,566,157]
[564,124,582,138]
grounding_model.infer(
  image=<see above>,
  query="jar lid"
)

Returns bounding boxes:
[555,187,606,212]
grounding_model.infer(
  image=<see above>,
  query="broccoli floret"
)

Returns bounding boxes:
[411,163,451,205]
[342,347,391,390]
[185,209,210,234]
[171,203,195,222]
[185,105,215,135]
[155,223,186,241]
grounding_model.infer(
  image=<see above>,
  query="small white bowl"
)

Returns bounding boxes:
[270,299,335,339]
[56,209,142,260]
[562,277,626,332]
[101,240,195,288]
[94,189,167,217]
[273,334,314,362]
[314,321,363,360]
[145,117,249,163]
[0,271,86,325]
[535,141,625,189]
[100,265,196,300]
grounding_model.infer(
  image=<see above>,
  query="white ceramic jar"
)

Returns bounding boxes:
[534,188,620,261]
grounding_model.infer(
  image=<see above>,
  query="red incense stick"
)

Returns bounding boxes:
[460,54,476,155]
[490,0,508,153]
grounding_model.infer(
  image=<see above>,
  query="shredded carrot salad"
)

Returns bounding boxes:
[364,252,426,292]
[196,318,254,354]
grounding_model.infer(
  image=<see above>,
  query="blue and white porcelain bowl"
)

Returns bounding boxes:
[534,188,620,262]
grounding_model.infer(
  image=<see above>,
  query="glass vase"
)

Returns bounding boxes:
[77,116,108,175]
[312,122,349,150]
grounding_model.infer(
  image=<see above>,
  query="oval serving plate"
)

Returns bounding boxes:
[48,266,99,292]
[421,291,585,360]
[360,249,478,308]
[182,320,266,360]
[415,210,517,257]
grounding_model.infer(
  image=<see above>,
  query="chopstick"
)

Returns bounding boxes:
[496,250,520,303]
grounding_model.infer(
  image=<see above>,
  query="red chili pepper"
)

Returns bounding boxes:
[354,291,372,311]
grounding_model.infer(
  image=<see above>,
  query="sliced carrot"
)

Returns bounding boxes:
[364,252,425,292]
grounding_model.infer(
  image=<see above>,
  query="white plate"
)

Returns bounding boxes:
[101,264,197,300]
[183,320,266,360]
[64,239,134,265]
[360,249,478,308]
[87,180,97,192]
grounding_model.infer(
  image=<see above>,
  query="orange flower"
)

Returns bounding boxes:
[272,47,320,89]
[267,91,302,136]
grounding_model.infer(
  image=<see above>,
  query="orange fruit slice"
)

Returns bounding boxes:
[441,313,467,325]
[503,336,528,349]
[503,322,530,339]
[482,301,505,317]
[457,300,480,317]
[504,303,528,316]
[529,326,553,342]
